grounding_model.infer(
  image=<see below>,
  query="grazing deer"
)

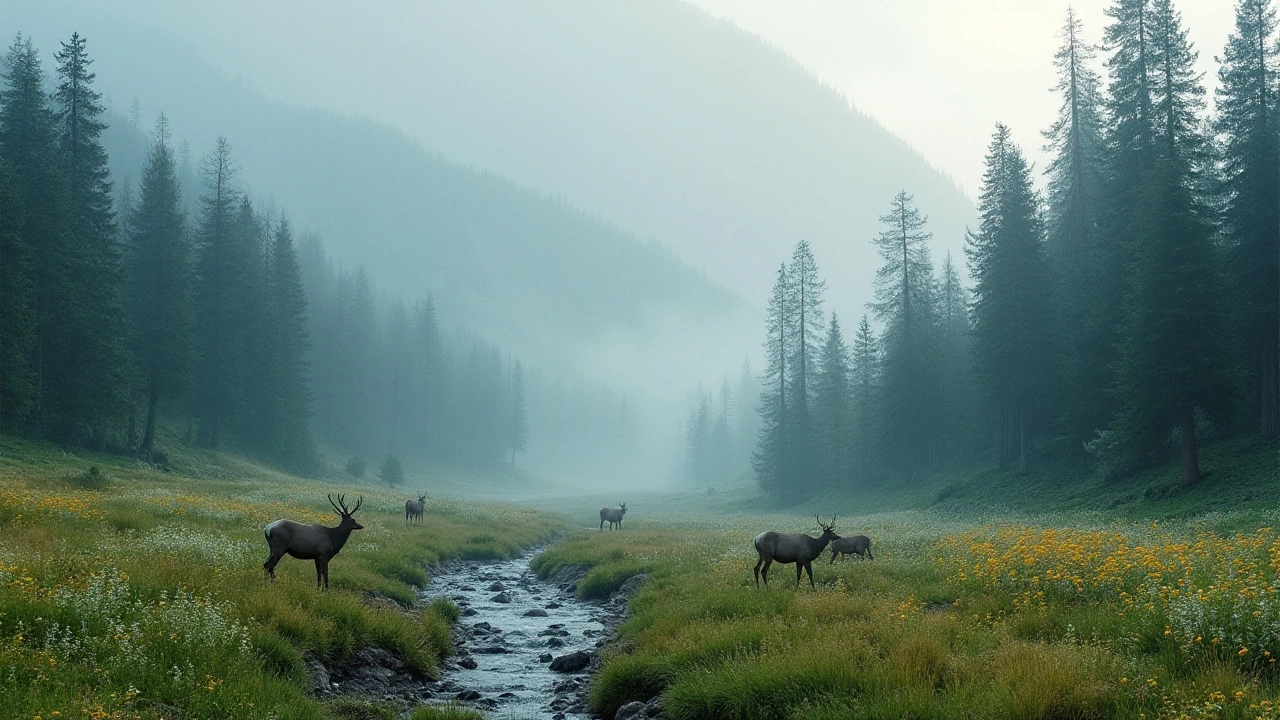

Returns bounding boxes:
[599,502,627,531]
[753,515,839,589]
[829,534,873,563]
[263,494,363,588]
[405,493,426,525]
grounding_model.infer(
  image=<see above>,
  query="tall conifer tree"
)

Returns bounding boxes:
[1110,0,1235,484]
[127,115,195,459]
[1216,0,1280,438]
[871,191,941,471]
[0,158,35,434]
[813,314,853,487]
[850,315,880,476]
[967,124,1056,472]
[753,264,791,499]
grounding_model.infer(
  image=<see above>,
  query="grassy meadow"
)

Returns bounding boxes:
[531,440,1280,720]
[0,435,565,720]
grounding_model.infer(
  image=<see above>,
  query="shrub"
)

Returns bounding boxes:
[345,455,367,478]
[379,454,404,487]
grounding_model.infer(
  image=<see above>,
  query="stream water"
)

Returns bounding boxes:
[419,549,622,719]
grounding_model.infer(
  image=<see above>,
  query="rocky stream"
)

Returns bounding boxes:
[307,548,659,719]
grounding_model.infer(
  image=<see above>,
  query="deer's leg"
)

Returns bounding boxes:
[264,549,284,581]
[829,549,837,565]
[868,548,874,561]
[795,563,803,588]
[754,556,763,588]
[323,561,330,589]
[600,518,605,531]
[761,558,772,586]
[315,559,324,588]
[804,562,815,588]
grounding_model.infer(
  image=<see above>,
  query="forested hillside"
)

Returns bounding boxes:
[684,4,1279,497]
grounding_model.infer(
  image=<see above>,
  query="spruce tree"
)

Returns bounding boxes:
[1110,0,1235,484]
[264,218,317,474]
[871,191,941,471]
[1044,10,1111,449]
[937,251,976,458]
[0,158,35,434]
[507,359,528,464]
[1216,0,1279,438]
[0,35,73,436]
[967,124,1057,472]
[850,315,880,475]
[193,138,243,447]
[52,32,129,445]
[813,314,853,487]
[411,297,445,457]
[752,264,791,499]
[786,240,825,496]
[126,115,195,459]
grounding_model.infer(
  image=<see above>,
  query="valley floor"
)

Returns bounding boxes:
[0,434,1275,719]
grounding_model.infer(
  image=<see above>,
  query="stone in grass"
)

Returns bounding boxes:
[523,608,549,617]
[491,591,512,603]
[457,657,478,670]
[615,701,648,720]
[645,695,663,716]
[549,650,592,673]
[461,607,478,617]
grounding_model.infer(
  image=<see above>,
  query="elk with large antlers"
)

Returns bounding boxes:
[599,502,627,531]
[263,494,363,588]
[753,515,839,589]
[405,493,426,525]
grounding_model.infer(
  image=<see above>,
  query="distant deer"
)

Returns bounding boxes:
[263,494,364,588]
[599,502,627,531]
[829,534,873,564]
[753,515,839,589]
[405,493,426,525]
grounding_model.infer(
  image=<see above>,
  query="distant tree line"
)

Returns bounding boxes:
[0,32,530,475]
[742,0,1277,500]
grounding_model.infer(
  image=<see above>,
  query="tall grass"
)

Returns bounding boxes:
[534,508,1280,720]
[0,437,566,719]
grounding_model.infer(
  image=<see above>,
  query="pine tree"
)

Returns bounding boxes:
[937,251,976,458]
[850,315,880,476]
[193,138,243,447]
[1216,0,1280,438]
[786,240,826,496]
[507,359,529,464]
[0,35,73,437]
[52,32,129,445]
[0,157,36,434]
[126,115,195,459]
[1044,10,1111,449]
[1109,0,1236,485]
[967,124,1057,472]
[264,218,317,474]
[871,191,941,471]
[813,314,853,487]
[411,297,445,457]
[379,453,404,487]
[753,264,791,499]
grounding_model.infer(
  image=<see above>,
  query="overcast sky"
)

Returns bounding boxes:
[52,0,1235,199]
[683,0,1234,196]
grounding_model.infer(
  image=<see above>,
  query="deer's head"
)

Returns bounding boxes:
[816,514,838,540]
[619,502,627,514]
[417,493,427,503]
[330,494,364,530]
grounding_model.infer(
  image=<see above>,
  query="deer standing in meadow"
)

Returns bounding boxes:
[263,494,363,588]
[599,502,627,531]
[405,493,426,525]
[753,515,838,589]
[828,534,873,563]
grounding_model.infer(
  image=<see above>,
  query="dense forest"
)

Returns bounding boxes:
[0,33,531,476]
[690,0,1277,500]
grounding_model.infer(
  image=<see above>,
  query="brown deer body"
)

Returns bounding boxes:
[753,515,838,588]
[405,494,425,524]
[828,534,873,563]
[264,494,363,588]
[599,502,627,531]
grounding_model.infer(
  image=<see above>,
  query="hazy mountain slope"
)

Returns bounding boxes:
[1,21,749,393]
[10,0,972,319]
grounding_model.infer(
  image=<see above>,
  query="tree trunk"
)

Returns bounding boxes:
[1180,408,1201,487]
[142,369,159,460]
[995,408,1005,469]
